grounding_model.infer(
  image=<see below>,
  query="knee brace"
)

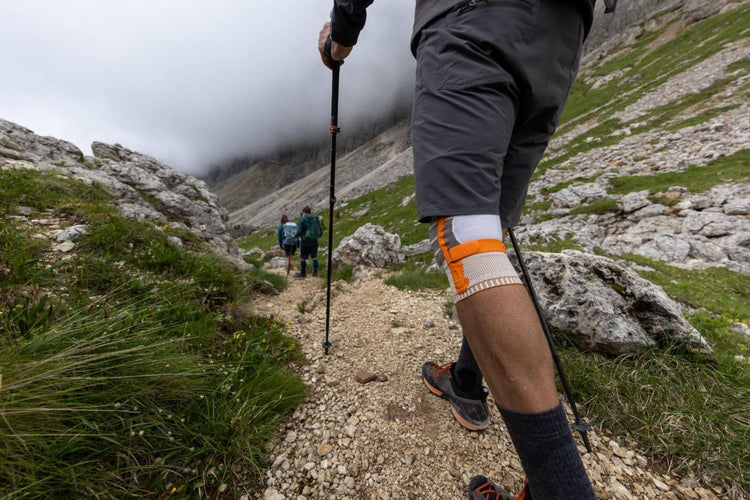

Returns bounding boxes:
[430,215,522,303]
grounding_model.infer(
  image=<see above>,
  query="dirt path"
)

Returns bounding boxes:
[252,272,719,500]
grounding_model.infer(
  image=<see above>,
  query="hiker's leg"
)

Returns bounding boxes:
[432,215,593,498]
[413,2,593,497]
[451,336,484,398]
[460,286,594,498]
[311,241,319,276]
[456,286,557,411]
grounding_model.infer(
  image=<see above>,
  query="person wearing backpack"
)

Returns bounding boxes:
[294,206,323,278]
[278,214,299,276]
[317,0,614,498]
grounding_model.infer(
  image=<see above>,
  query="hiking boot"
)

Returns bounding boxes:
[312,270,318,277]
[422,361,489,431]
[293,272,306,279]
[468,476,525,500]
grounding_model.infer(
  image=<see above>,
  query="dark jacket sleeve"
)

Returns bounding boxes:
[330,0,374,47]
[277,225,284,247]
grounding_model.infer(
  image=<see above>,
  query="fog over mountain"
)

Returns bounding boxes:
[0,1,415,175]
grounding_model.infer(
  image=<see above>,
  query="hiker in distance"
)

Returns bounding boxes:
[294,206,324,278]
[319,0,601,498]
[278,214,299,276]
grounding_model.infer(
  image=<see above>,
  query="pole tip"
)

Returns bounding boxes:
[322,341,332,354]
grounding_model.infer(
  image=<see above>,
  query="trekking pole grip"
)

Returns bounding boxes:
[324,37,341,69]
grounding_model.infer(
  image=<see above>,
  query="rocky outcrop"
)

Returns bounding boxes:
[516,250,713,357]
[0,118,243,266]
[332,224,402,269]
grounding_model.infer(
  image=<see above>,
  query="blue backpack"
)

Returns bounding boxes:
[282,222,298,246]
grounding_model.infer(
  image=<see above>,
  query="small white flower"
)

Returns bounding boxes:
[138,430,144,436]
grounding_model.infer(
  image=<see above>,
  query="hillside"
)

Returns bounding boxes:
[237,2,750,496]
[229,120,413,229]
[209,110,410,214]
[0,123,304,496]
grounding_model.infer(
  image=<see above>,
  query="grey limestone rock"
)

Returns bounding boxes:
[401,238,431,257]
[683,0,726,22]
[682,211,736,238]
[635,234,691,263]
[55,224,88,242]
[332,224,401,268]
[723,197,750,216]
[516,250,713,357]
[167,236,183,248]
[265,256,288,269]
[618,190,651,213]
[550,181,608,209]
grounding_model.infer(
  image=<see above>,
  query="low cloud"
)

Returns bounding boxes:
[0,1,415,175]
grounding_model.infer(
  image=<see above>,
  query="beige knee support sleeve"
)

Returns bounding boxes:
[430,215,522,303]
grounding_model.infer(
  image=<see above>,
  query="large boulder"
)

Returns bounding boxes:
[332,224,402,268]
[515,250,713,357]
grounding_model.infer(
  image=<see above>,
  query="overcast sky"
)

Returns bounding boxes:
[0,1,415,175]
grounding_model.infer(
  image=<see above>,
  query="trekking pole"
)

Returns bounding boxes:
[322,37,340,355]
[506,227,593,453]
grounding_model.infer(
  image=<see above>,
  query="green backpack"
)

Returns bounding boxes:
[302,215,323,241]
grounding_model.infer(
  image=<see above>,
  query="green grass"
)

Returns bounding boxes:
[0,169,304,496]
[664,104,741,132]
[727,58,750,73]
[622,254,750,321]
[0,168,110,217]
[559,311,749,491]
[384,260,448,291]
[523,200,552,214]
[608,149,750,195]
[331,264,355,283]
[569,198,619,216]
[525,234,581,253]
[647,194,681,207]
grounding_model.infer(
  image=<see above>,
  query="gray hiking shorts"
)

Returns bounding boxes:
[412,0,584,228]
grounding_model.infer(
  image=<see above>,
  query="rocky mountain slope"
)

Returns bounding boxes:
[209,111,410,213]
[230,120,412,229]
[0,118,243,265]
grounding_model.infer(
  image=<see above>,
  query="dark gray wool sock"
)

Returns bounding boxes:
[498,403,596,500]
[451,336,484,398]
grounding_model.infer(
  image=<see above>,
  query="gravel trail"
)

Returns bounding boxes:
[252,273,721,500]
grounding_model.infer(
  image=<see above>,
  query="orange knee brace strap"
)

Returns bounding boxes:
[436,217,507,295]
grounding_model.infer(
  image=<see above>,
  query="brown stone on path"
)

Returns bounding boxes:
[355,370,376,384]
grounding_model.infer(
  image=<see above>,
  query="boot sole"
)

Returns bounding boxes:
[423,377,489,432]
